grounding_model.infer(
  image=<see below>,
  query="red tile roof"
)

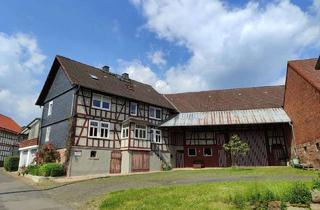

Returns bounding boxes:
[164,86,284,112]
[0,114,21,134]
[287,58,320,91]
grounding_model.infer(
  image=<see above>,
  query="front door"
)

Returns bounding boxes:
[176,150,184,168]
[110,151,122,174]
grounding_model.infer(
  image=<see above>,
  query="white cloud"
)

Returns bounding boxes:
[131,0,320,92]
[117,59,171,93]
[148,50,166,65]
[0,32,46,125]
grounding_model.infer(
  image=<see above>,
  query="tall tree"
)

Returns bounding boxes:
[223,134,249,167]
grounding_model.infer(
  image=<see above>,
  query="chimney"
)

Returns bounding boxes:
[122,73,129,80]
[102,66,110,73]
[316,56,320,70]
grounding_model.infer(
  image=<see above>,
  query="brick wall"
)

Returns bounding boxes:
[284,66,320,166]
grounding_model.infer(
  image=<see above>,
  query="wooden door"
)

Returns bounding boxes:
[270,144,286,166]
[176,150,184,168]
[110,151,122,174]
[131,151,150,172]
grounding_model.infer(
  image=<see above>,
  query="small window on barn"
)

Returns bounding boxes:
[90,151,97,158]
[304,146,307,153]
[188,148,196,156]
[316,143,320,151]
[203,148,212,156]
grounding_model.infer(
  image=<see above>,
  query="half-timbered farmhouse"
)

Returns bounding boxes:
[36,55,293,176]
[0,114,21,166]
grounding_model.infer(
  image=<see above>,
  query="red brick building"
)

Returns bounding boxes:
[284,57,320,167]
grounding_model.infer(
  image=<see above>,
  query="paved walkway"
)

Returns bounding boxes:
[0,169,70,210]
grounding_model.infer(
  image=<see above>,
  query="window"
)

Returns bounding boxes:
[203,147,212,156]
[149,106,161,120]
[134,125,147,139]
[130,102,138,116]
[45,127,51,142]
[304,146,307,153]
[188,148,196,156]
[48,100,53,116]
[121,124,129,138]
[92,93,110,110]
[88,120,110,139]
[90,151,97,158]
[151,129,162,143]
[316,143,320,151]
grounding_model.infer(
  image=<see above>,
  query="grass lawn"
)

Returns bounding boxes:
[96,167,318,210]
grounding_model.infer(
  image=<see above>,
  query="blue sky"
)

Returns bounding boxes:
[0,0,319,125]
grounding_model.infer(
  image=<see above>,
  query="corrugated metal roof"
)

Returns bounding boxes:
[161,108,291,127]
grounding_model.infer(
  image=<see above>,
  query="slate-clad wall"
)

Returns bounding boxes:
[40,68,75,148]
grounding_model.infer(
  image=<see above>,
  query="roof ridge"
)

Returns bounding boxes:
[165,85,284,96]
[56,55,157,90]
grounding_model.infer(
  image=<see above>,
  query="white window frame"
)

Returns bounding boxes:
[130,102,138,116]
[151,129,162,144]
[188,148,197,157]
[48,100,53,116]
[121,124,129,139]
[149,106,161,120]
[203,147,212,156]
[88,120,110,139]
[134,125,147,140]
[92,93,111,111]
[45,127,51,142]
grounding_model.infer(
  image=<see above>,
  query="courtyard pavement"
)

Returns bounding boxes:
[0,168,70,210]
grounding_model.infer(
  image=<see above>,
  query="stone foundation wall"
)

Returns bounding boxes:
[294,139,320,168]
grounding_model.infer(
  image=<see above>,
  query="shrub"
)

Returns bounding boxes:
[4,156,19,171]
[312,173,320,190]
[26,165,40,176]
[34,143,60,164]
[162,163,172,171]
[285,182,311,204]
[39,163,64,177]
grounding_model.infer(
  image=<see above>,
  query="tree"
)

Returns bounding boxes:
[34,143,61,165]
[223,134,249,167]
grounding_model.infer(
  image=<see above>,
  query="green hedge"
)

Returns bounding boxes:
[26,165,40,176]
[39,163,64,177]
[4,156,19,171]
[26,163,64,177]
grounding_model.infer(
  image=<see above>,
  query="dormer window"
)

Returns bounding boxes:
[130,102,138,116]
[149,106,161,120]
[92,93,110,110]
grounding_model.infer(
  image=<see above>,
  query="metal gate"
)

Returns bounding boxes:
[131,151,150,172]
[110,151,122,174]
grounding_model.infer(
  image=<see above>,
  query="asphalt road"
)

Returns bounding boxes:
[0,169,70,210]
